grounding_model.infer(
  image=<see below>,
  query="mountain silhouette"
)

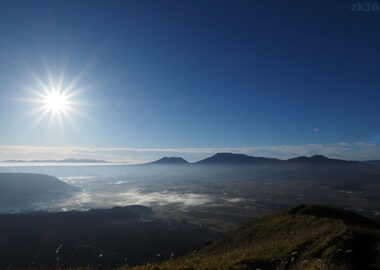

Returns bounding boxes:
[148,157,189,165]
[195,152,280,165]
[144,153,373,167]
[286,154,357,165]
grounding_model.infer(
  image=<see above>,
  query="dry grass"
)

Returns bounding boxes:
[125,205,380,270]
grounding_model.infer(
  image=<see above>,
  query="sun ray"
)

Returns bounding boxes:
[61,71,85,96]
[47,110,56,130]
[25,66,50,96]
[56,63,67,93]
[27,109,51,133]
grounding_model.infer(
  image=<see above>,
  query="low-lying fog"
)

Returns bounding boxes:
[1,162,379,225]
[0,163,245,212]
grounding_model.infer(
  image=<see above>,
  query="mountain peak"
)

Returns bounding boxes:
[212,152,250,159]
[149,157,189,165]
[196,152,279,165]
[287,155,355,165]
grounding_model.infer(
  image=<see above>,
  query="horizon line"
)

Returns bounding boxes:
[0,141,379,163]
[0,149,379,164]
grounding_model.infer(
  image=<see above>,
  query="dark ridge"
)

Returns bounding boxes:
[361,160,380,166]
[148,157,189,165]
[286,155,357,165]
[195,152,280,165]
[288,204,379,228]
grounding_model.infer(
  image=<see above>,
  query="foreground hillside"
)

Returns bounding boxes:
[129,205,380,270]
[0,206,218,268]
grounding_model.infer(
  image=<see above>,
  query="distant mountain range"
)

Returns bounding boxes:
[147,152,371,166]
[2,154,379,166]
[2,158,108,163]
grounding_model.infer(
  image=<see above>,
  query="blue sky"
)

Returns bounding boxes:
[0,0,379,161]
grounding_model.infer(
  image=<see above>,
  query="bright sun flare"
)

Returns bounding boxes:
[42,91,69,114]
[24,65,87,129]
[26,76,84,129]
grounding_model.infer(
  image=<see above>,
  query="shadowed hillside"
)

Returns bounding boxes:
[129,205,380,270]
[0,206,219,269]
[0,173,78,211]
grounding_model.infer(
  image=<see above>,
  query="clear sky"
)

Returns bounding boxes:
[0,0,379,162]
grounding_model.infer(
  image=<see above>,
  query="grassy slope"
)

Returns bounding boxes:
[129,205,380,270]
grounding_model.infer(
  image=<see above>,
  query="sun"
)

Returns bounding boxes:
[31,86,78,129]
[25,67,87,129]
[42,90,70,114]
